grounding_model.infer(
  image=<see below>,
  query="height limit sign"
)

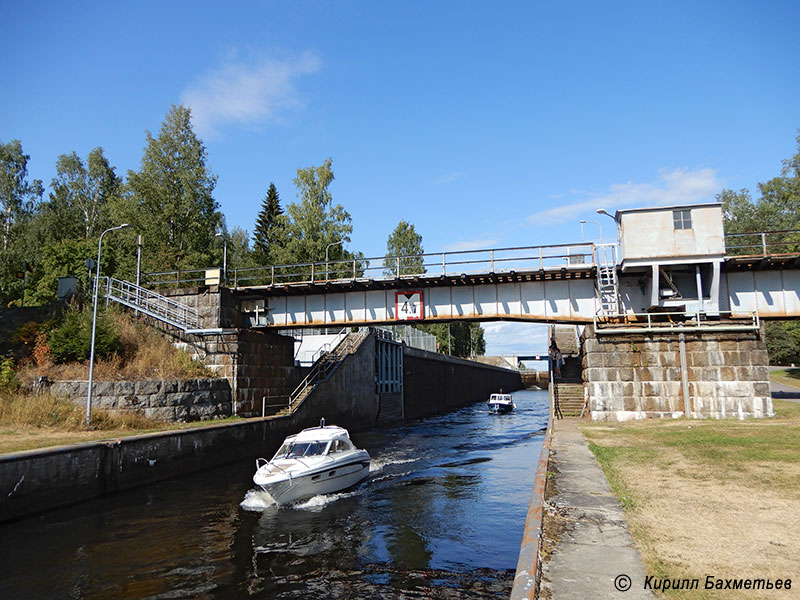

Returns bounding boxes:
[395,291,424,321]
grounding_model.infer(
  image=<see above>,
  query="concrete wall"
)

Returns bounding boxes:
[403,347,524,420]
[290,334,379,432]
[583,324,773,421]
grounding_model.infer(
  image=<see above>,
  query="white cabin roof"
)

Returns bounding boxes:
[292,425,350,443]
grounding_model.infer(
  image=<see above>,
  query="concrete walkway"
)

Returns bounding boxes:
[540,418,653,599]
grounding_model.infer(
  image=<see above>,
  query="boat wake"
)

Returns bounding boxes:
[240,489,278,511]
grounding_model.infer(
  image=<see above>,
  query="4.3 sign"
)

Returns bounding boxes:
[395,291,424,320]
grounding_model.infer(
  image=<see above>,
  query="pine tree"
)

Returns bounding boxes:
[253,182,284,262]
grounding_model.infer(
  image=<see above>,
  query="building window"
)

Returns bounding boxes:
[673,209,692,230]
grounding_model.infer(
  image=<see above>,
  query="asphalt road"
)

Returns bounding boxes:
[771,374,800,404]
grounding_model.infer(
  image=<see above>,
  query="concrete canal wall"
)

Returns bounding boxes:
[403,347,524,420]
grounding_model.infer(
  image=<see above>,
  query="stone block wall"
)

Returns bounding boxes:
[144,288,303,417]
[50,378,233,421]
[582,324,773,421]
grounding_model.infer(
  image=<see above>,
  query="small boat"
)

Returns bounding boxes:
[253,418,370,505]
[487,393,515,414]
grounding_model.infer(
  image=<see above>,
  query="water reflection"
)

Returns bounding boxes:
[0,389,548,599]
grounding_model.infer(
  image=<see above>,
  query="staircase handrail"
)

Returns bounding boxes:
[288,328,370,409]
[101,276,201,331]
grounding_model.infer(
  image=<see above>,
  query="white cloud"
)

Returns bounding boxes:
[442,238,499,252]
[433,171,466,185]
[181,52,321,139]
[528,167,722,225]
[482,322,549,357]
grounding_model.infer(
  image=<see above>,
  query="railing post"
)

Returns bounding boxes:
[271,265,275,286]
[352,259,356,279]
[396,256,400,278]
[311,262,315,283]
[442,253,446,275]
[490,249,494,272]
[761,232,767,256]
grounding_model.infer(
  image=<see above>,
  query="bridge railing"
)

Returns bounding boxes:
[141,242,598,289]
[724,230,800,257]
[163,242,597,289]
[594,310,759,334]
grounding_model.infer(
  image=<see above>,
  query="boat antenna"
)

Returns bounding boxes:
[320,417,325,428]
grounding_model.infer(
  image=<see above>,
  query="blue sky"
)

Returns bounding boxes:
[2,1,798,355]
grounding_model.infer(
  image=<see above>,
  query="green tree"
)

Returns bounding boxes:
[384,220,424,276]
[0,139,43,251]
[28,237,100,305]
[721,131,800,364]
[0,139,43,306]
[44,148,121,241]
[252,182,285,263]
[765,321,800,365]
[276,158,361,278]
[417,322,486,358]
[121,104,221,272]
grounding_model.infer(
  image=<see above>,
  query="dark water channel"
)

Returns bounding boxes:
[0,389,549,599]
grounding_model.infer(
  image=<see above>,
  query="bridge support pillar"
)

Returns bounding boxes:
[582,324,773,420]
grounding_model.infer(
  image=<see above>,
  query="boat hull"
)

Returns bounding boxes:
[488,402,514,414]
[256,457,370,505]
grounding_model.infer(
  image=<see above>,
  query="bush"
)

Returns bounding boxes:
[48,306,122,364]
[0,356,20,391]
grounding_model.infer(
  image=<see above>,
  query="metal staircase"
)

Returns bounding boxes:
[287,328,370,410]
[101,277,202,332]
[594,243,620,316]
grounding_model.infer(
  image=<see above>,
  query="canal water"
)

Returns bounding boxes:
[0,389,548,599]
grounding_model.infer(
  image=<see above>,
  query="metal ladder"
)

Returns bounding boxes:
[594,243,619,316]
[101,277,202,332]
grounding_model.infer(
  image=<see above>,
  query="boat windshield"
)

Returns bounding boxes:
[273,440,330,459]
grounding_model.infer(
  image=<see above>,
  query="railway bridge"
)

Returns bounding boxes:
[113,202,799,421]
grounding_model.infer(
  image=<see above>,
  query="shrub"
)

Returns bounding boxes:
[0,356,20,391]
[48,305,122,364]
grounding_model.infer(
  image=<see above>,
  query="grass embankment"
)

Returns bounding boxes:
[770,367,800,388]
[0,390,245,455]
[582,400,800,599]
[0,307,233,455]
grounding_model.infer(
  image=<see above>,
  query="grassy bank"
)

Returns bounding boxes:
[0,390,243,455]
[581,400,800,599]
[770,367,800,388]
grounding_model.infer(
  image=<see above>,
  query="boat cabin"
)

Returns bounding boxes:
[272,426,356,460]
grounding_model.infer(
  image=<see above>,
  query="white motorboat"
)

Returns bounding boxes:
[487,393,515,414]
[253,419,370,505]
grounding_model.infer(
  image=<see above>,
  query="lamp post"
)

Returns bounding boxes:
[596,208,617,223]
[86,223,130,425]
[325,239,343,281]
[215,232,227,286]
[579,219,602,242]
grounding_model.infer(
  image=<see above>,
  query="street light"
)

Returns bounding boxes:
[596,208,616,222]
[579,219,602,242]
[325,239,343,280]
[86,223,130,425]
[215,232,227,286]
